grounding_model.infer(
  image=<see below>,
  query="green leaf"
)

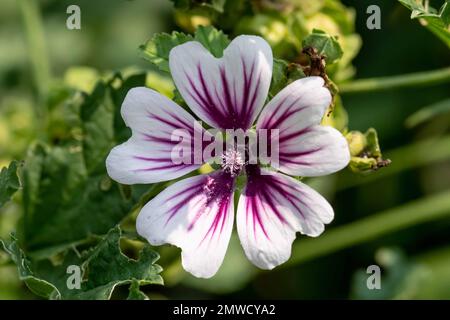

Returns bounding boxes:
[140,27,231,107]
[302,29,344,64]
[405,98,450,127]
[0,161,20,208]
[194,25,230,58]
[71,226,163,299]
[140,26,230,73]
[269,58,289,98]
[127,279,149,300]
[20,74,149,255]
[398,0,450,48]
[1,226,163,300]
[0,234,60,299]
[269,59,306,98]
[80,81,115,175]
[139,32,193,73]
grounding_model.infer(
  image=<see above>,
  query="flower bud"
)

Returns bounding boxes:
[346,131,366,157]
[346,128,391,173]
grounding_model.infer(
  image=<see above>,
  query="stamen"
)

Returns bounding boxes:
[221,149,245,177]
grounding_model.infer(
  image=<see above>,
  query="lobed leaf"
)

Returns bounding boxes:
[127,280,149,300]
[140,26,230,73]
[139,32,194,73]
[0,235,60,299]
[1,226,162,300]
[302,29,344,64]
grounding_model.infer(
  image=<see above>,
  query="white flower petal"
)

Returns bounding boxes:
[169,35,273,130]
[136,171,235,278]
[275,125,350,177]
[256,77,350,176]
[237,167,334,270]
[106,87,212,184]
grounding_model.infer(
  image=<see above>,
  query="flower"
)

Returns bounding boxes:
[106,35,350,278]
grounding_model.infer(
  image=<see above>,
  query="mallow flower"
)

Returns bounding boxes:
[106,35,350,278]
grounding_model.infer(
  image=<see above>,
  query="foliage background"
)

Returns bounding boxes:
[0,0,449,299]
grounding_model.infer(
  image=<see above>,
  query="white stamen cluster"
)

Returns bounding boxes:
[221,149,245,177]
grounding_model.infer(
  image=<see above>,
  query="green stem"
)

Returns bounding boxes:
[17,0,51,119]
[339,66,450,94]
[284,190,450,268]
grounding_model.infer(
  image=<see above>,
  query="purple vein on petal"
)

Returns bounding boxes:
[196,66,231,128]
[159,172,235,245]
[241,58,261,127]
[219,67,239,129]
[198,198,231,247]
[244,166,315,240]
[147,112,187,131]
[278,126,313,144]
[278,147,323,167]
[164,180,204,225]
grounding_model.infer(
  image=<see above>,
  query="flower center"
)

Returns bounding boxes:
[221,149,245,177]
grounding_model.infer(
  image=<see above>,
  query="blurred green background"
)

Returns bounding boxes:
[0,0,449,299]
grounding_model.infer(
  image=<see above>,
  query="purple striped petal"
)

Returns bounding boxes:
[169,35,273,130]
[237,166,334,270]
[106,87,212,184]
[136,171,235,278]
[256,77,350,176]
